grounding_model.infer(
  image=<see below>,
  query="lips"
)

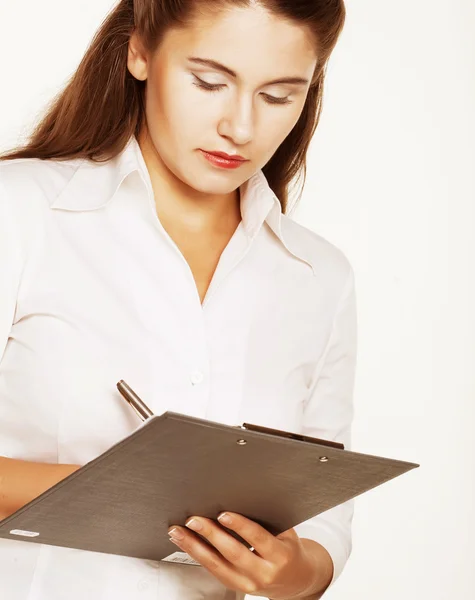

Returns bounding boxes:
[199,150,247,170]
[203,151,247,161]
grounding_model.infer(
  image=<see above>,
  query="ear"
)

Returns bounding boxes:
[127,32,149,81]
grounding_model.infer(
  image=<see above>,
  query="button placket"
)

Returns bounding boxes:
[190,370,204,385]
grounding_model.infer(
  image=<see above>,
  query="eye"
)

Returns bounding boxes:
[191,75,292,106]
[192,75,225,93]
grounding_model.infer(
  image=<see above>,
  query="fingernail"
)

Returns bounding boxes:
[185,518,202,531]
[168,527,184,540]
[217,513,232,525]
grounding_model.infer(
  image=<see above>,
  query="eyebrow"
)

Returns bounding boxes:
[187,56,309,87]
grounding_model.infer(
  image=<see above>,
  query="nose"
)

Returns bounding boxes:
[217,95,254,146]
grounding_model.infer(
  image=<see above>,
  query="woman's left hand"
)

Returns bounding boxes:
[167,511,322,599]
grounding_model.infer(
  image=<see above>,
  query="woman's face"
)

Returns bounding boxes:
[128,5,318,196]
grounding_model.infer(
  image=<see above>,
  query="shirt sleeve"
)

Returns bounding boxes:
[0,178,22,365]
[292,263,358,590]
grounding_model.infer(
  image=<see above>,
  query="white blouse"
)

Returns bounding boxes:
[0,135,357,600]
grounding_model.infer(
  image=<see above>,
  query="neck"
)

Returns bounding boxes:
[138,127,241,235]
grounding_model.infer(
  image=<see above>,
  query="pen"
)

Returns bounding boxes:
[116,380,155,421]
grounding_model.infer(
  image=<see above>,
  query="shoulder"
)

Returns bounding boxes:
[0,157,82,264]
[280,213,354,288]
[0,156,82,241]
[0,156,81,212]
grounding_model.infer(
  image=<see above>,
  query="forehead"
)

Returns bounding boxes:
[159,5,318,79]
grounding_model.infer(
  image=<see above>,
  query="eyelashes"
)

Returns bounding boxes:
[191,75,292,106]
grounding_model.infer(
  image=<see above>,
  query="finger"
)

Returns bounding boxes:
[215,512,287,562]
[168,527,252,592]
[183,516,266,573]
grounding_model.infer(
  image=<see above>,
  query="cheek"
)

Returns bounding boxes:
[258,110,302,157]
[143,84,189,143]
[273,102,305,134]
[166,80,219,137]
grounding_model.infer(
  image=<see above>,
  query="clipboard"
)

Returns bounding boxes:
[0,410,419,564]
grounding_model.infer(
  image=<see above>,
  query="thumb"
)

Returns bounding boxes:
[276,527,300,542]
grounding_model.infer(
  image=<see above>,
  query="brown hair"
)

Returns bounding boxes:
[0,0,346,213]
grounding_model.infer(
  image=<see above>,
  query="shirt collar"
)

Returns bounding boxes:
[50,135,316,275]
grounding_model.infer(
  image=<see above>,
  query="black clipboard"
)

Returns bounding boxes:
[0,411,419,563]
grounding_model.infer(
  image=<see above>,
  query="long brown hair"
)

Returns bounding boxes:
[0,0,346,213]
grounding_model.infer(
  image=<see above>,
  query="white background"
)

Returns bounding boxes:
[0,1,473,598]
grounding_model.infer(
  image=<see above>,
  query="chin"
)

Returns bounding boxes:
[190,179,240,196]
[182,168,243,195]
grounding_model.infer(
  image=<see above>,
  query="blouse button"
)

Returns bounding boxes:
[190,370,204,385]
[137,577,151,591]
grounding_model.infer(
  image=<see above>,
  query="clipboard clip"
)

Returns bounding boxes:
[236,423,344,450]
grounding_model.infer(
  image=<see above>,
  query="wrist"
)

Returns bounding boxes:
[277,539,333,600]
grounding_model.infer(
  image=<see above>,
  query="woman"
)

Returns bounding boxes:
[0,0,357,599]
